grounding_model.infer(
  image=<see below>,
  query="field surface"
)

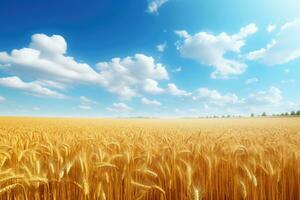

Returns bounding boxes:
[0,117,299,200]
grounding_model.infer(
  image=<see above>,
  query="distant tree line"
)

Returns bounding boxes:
[250,110,300,117]
[197,110,300,119]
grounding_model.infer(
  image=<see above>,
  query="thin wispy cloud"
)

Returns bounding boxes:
[141,97,161,106]
[247,18,300,65]
[147,0,168,15]
[172,67,182,73]
[0,76,67,99]
[245,78,259,85]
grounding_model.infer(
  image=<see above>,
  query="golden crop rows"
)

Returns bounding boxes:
[0,117,299,200]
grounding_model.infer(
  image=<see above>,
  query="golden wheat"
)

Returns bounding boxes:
[0,117,299,199]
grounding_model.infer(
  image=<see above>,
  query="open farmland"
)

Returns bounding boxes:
[0,117,299,200]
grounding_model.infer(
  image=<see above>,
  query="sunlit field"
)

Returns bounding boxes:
[0,117,299,200]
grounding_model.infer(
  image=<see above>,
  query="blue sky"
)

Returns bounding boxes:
[0,0,300,117]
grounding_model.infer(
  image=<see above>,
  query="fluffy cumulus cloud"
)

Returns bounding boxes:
[0,34,101,98]
[246,86,282,105]
[0,34,101,83]
[96,54,168,99]
[143,79,165,94]
[190,86,285,115]
[29,34,67,56]
[106,103,132,112]
[194,88,243,106]
[141,97,161,106]
[193,86,283,107]
[147,0,168,15]
[247,19,300,65]
[175,24,258,79]
[167,83,192,97]
[0,76,66,99]
[0,34,170,100]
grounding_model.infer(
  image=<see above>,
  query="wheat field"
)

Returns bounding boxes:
[0,117,299,200]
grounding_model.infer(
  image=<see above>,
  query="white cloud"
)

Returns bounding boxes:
[80,96,96,104]
[156,42,167,52]
[194,88,243,106]
[97,54,168,99]
[190,87,286,116]
[141,97,161,106]
[246,86,282,105]
[79,105,92,110]
[106,103,132,112]
[0,96,5,101]
[247,18,300,65]
[0,76,66,99]
[175,30,190,39]
[30,34,67,56]
[246,39,276,61]
[172,67,182,73]
[0,34,170,100]
[143,79,164,94]
[79,96,96,110]
[175,23,258,79]
[167,83,192,97]
[34,80,67,90]
[245,77,258,85]
[267,24,277,33]
[0,34,101,84]
[233,23,258,39]
[286,101,300,111]
[194,86,282,108]
[147,0,168,15]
